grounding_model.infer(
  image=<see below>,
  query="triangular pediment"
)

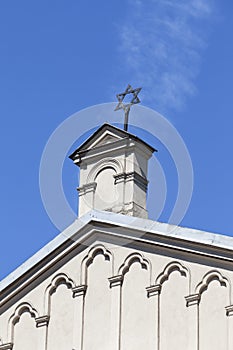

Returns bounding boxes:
[1,210,231,298]
[1,209,233,350]
[90,130,122,148]
[69,123,156,161]
[70,124,129,154]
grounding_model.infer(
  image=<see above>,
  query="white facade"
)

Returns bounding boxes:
[69,124,155,218]
[1,211,233,350]
[1,124,233,350]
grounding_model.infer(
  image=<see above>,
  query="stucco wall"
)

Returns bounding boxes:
[1,236,233,350]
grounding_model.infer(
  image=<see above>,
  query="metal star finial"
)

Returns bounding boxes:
[114,84,142,131]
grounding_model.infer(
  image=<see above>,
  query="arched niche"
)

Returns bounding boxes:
[196,270,230,350]
[87,158,123,211]
[45,273,75,350]
[156,261,190,290]
[44,272,75,315]
[86,158,123,184]
[156,261,190,350]
[82,245,112,350]
[195,270,230,299]
[80,244,113,285]
[8,302,38,350]
[120,252,153,350]
[118,252,151,283]
[95,166,118,208]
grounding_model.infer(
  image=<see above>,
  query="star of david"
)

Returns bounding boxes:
[114,84,142,131]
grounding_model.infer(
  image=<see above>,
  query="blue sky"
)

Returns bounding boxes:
[1,0,233,280]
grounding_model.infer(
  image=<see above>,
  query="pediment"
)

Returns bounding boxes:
[1,210,233,313]
[1,210,233,350]
[90,130,122,148]
[69,123,156,162]
[71,124,128,154]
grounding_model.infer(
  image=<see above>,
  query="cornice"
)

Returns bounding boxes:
[35,315,50,327]
[146,284,161,297]
[109,275,124,288]
[225,305,233,317]
[0,344,13,350]
[77,182,97,195]
[185,294,200,307]
[72,285,87,298]
[114,171,148,191]
[72,138,153,166]
[69,123,156,162]
[2,211,233,309]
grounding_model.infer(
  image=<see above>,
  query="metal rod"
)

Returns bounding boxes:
[124,109,129,131]
[114,85,142,132]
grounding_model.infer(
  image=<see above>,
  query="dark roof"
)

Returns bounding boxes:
[69,123,157,160]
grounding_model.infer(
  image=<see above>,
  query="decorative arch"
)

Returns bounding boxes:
[195,270,231,303]
[156,261,190,292]
[80,244,113,285]
[118,252,151,283]
[87,158,123,184]
[44,273,75,315]
[7,302,39,342]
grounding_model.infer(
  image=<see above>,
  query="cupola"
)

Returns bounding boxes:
[69,123,156,218]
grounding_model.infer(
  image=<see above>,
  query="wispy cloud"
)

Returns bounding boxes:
[118,0,215,112]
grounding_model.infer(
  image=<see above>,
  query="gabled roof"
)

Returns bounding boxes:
[1,210,233,306]
[69,123,157,160]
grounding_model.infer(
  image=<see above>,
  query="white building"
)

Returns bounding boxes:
[0,123,233,350]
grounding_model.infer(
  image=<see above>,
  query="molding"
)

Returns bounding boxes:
[114,171,148,192]
[86,158,123,184]
[0,344,13,350]
[225,305,233,317]
[109,275,124,288]
[77,182,97,196]
[146,284,161,298]
[72,285,87,298]
[106,201,148,219]
[68,123,155,157]
[90,130,122,148]
[8,302,39,343]
[45,273,75,297]
[8,302,39,326]
[185,294,200,307]
[80,244,113,285]
[70,136,154,166]
[44,273,75,315]
[195,270,230,300]
[3,213,233,309]
[35,315,50,327]
[155,261,190,291]
[118,252,151,279]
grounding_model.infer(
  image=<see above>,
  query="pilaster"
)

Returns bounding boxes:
[0,344,13,350]
[77,183,97,217]
[72,285,87,350]
[114,172,148,218]
[109,275,124,350]
[146,284,161,350]
[185,294,200,350]
[225,305,233,349]
[35,315,50,350]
